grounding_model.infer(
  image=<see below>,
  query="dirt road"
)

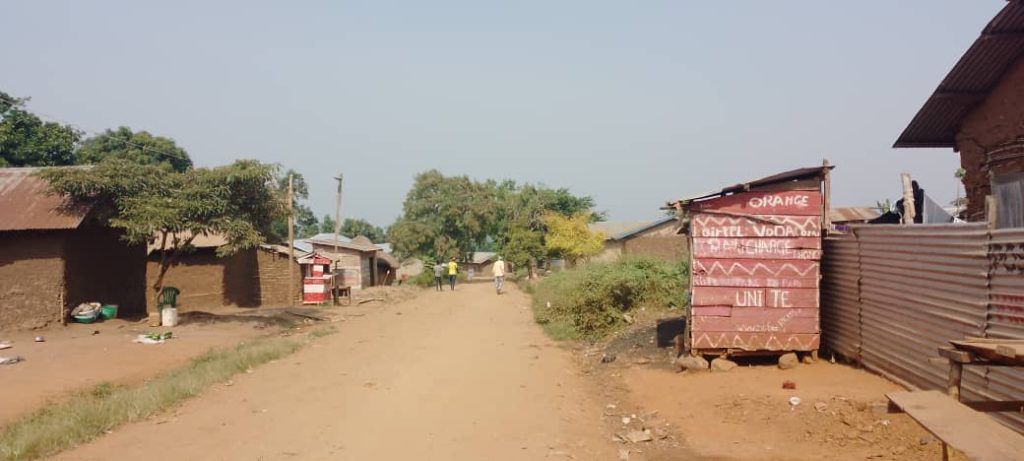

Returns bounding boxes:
[54,283,617,460]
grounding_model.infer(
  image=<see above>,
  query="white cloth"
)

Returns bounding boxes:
[492,260,506,277]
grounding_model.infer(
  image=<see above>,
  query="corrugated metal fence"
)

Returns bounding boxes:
[821,223,1024,432]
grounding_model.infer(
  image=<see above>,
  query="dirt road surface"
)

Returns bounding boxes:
[54,283,618,460]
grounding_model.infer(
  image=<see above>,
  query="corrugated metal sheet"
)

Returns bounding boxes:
[829,207,880,224]
[857,224,989,392]
[895,1,1024,148]
[0,168,87,231]
[987,228,1024,432]
[668,165,831,206]
[820,223,1024,433]
[821,235,861,360]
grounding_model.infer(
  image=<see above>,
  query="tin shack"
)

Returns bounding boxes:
[669,165,832,357]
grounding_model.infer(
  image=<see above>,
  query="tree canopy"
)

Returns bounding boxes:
[542,212,605,265]
[76,126,192,172]
[341,218,386,243]
[41,158,286,309]
[388,170,603,269]
[0,91,82,167]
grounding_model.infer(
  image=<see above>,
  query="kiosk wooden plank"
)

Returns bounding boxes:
[886,391,1024,461]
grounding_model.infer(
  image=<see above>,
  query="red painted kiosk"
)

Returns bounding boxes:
[298,253,333,304]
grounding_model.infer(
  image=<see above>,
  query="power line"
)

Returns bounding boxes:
[0,93,191,162]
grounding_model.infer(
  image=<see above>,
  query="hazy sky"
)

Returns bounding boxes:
[2,1,1004,226]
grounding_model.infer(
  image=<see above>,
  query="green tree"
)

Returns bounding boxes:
[341,218,386,242]
[543,212,605,266]
[270,169,320,241]
[389,170,496,261]
[76,126,192,172]
[0,91,82,167]
[41,158,285,312]
[320,214,337,235]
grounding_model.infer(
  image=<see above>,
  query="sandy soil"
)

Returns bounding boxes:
[588,330,966,461]
[0,316,272,426]
[52,283,619,460]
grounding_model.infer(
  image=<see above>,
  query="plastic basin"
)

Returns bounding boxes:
[100,305,118,320]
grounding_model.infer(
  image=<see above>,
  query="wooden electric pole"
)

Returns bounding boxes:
[287,173,296,306]
[333,173,344,265]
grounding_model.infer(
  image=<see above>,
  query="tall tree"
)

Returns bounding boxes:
[389,170,496,261]
[76,126,192,172]
[41,158,285,312]
[319,214,337,235]
[340,218,386,242]
[0,91,82,167]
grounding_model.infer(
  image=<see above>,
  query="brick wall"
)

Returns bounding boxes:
[622,221,688,263]
[256,249,301,307]
[956,58,1024,221]
[0,231,65,330]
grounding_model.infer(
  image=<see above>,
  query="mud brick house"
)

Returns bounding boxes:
[0,168,146,329]
[589,217,687,263]
[895,0,1024,226]
[145,234,304,312]
[304,234,395,289]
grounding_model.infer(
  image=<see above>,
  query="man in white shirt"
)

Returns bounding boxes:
[492,256,507,295]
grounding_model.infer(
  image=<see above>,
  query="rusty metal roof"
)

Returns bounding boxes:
[895,1,1024,148]
[0,167,88,231]
[667,165,833,206]
[829,206,881,223]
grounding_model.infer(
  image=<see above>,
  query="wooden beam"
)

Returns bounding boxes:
[887,391,1024,461]
[938,347,973,363]
[962,401,1024,413]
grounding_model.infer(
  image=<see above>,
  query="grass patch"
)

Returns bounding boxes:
[0,329,335,461]
[529,257,688,341]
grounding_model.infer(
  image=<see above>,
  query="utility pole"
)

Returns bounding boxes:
[333,173,344,266]
[287,174,295,306]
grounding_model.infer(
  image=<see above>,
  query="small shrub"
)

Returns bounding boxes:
[530,257,688,341]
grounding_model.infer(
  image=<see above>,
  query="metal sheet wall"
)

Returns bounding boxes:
[820,223,1024,433]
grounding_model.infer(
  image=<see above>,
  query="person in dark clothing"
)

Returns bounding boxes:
[433,261,445,291]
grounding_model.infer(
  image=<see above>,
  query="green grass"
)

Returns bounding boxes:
[0,328,336,461]
[529,257,688,341]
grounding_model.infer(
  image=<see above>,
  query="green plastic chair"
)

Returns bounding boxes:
[158,287,180,310]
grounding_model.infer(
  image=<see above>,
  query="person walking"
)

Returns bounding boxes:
[433,261,445,291]
[492,256,507,295]
[447,257,458,291]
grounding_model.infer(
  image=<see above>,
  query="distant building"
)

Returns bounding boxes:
[0,168,146,329]
[828,207,881,232]
[588,216,687,263]
[895,1,1024,227]
[303,234,396,288]
[464,252,497,279]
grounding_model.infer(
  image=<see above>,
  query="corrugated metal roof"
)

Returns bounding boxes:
[829,207,881,223]
[305,236,380,252]
[588,220,652,240]
[147,231,228,253]
[895,1,1024,148]
[0,167,89,231]
[471,251,497,264]
[668,165,832,206]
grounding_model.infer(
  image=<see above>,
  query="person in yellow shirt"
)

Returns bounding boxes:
[447,258,458,291]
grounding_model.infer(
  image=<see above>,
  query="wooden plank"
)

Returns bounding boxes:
[691,332,820,351]
[937,347,973,364]
[693,259,819,288]
[691,316,818,333]
[886,391,1024,461]
[692,238,822,260]
[690,307,818,319]
[962,400,1024,413]
[691,306,731,317]
[690,191,822,216]
[692,287,819,308]
[950,341,1024,366]
[692,214,821,238]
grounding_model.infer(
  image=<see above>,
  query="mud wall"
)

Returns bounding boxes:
[64,227,147,319]
[956,58,1024,221]
[146,248,259,312]
[0,231,65,330]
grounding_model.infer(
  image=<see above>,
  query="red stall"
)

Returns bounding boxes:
[299,253,333,304]
[671,165,832,357]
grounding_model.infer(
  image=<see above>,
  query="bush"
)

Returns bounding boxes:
[529,257,688,341]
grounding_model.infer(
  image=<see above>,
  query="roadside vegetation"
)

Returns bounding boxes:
[526,257,688,341]
[0,327,335,461]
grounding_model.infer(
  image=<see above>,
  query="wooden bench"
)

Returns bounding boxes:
[332,285,352,306]
[887,390,1024,461]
